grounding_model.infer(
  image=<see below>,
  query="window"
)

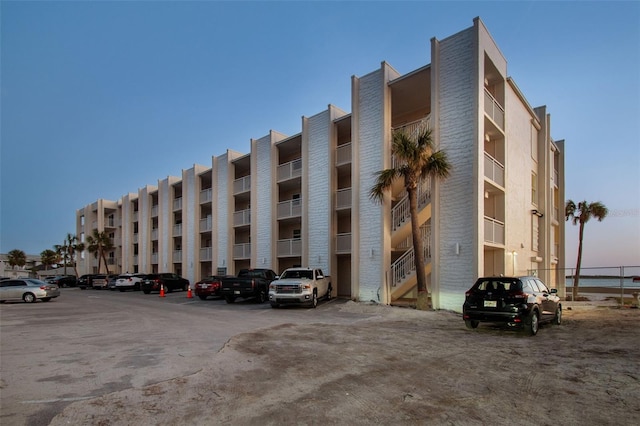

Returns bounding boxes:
[293,229,301,240]
[531,125,538,162]
[531,173,538,206]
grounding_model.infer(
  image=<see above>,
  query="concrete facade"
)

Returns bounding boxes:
[75,18,566,312]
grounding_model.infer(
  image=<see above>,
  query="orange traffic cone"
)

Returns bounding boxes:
[159,285,165,297]
[187,285,193,299]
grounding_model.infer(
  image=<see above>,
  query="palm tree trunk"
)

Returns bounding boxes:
[408,185,430,310]
[573,222,585,301]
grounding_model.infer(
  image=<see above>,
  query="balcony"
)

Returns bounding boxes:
[200,188,212,204]
[172,250,182,262]
[200,216,212,233]
[233,209,251,227]
[336,233,351,254]
[133,233,139,244]
[173,223,182,237]
[151,228,159,241]
[484,152,505,187]
[233,176,251,195]
[277,158,302,183]
[233,243,251,260]
[277,199,302,220]
[151,205,159,217]
[151,253,158,264]
[484,216,505,245]
[133,255,138,265]
[336,143,352,166]
[484,89,504,129]
[132,211,138,222]
[336,188,352,210]
[200,246,212,261]
[277,239,302,257]
[173,197,182,211]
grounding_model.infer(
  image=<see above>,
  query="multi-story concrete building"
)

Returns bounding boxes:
[75,18,565,312]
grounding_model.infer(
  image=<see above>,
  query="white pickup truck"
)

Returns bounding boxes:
[268,267,332,308]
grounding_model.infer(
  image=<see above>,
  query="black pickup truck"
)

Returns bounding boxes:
[220,269,278,304]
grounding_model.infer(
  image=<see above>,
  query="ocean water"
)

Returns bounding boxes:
[565,276,640,289]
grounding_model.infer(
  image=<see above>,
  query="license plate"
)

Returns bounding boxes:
[234,290,240,295]
[484,300,497,308]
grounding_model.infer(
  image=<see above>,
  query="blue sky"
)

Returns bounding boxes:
[1,1,639,269]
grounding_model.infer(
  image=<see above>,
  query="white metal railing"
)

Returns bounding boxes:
[484,216,505,244]
[132,211,138,222]
[151,228,159,240]
[391,224,431,287]
[200,246,212,261]
[336,143,352,166]
[336,188,352,210]
[200,216,212,232]
[133,255,138,265]
[172,250,182,262]
[391,177,431,231]
[336,233,351,254]
[233,176,251,194]
[277,239,302,257]
[133,233,138,244]
[233,243,251,259]
[151,205,158,217]
[392,117,430,141]
[277,158,302,182]
[200,188,212,204]
[173,197,182,211]
[233,209,251,227]
[277,199,302,219]
[484,89,504,129]
[151,253,158,264]
[173,223,182,236]
[484,152,505,187]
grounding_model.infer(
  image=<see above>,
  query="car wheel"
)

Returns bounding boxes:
[310,291,318,309]
[225,296,236,304]
[164,285,172,293]
[326,285,332,300]
[143,290,151,294]
[198,295,207,300]
[527,311,539,336]
[41,297,51,302]
[256,290,267,304]
[464,320,479,329]
[554,306,562,325]
[23,293,36,303]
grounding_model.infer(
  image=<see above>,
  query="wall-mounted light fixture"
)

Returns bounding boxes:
[455,243,460,255]
[369,249,374,258]
[531,209,544,218]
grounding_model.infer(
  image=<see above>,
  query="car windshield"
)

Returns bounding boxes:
[280,270,313,280]
[26,279,47,286]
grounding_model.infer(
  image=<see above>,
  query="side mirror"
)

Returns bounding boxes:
[550,288,558,294]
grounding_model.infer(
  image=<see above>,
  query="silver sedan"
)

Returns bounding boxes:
[0,278,60,303]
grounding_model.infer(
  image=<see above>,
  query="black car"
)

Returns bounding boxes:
[49,275,78,288]
[78,274,99,290]
[462,276,562,335]
[140,273,190,294]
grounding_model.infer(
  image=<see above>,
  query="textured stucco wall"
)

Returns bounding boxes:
[254,135,273,269]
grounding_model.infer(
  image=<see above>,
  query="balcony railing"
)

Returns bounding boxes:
[277,238,302,257]
[336,233,351,254]
[484,216,505,244]
[277,158,302,182]
[484,152,505,187]
[200,246,212,261]
[233,243,251,260]
[173,197,182,211]
[133,255,138,265]
[233,176,251,195]
[484,89,504,129]
[173,223,182,237]
[200,216,212,233]
[233,209,251,227]
[151,205,159,217]
[133,233,138,244]
[336,188,352,210]
[151,253,158,264]
[277,199,302,220]
[172,250,182,262]
[132,211,138,222]
[336,143,352,166]
[200,188,212,204]
[151,228,159,241]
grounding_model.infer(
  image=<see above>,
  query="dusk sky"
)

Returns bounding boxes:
[1,1,639,270]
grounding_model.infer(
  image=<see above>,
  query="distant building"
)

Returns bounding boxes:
[0,253,40,278]
[75,18,565,311]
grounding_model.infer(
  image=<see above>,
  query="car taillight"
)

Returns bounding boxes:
[465,290,474,297]
[511,291,528,300]
[128,277,132,282]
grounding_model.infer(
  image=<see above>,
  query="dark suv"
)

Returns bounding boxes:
[141,273,190,294]
[462,276,561,335]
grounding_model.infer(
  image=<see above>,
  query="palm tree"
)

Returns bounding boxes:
[370,126,451,310]
[40,249,58,271]
[55,233,84,277]
[86,230,113,274]
[7,249,27,270]
[565,200,608,300]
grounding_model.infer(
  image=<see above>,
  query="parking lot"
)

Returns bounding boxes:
[2,288,639,425]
